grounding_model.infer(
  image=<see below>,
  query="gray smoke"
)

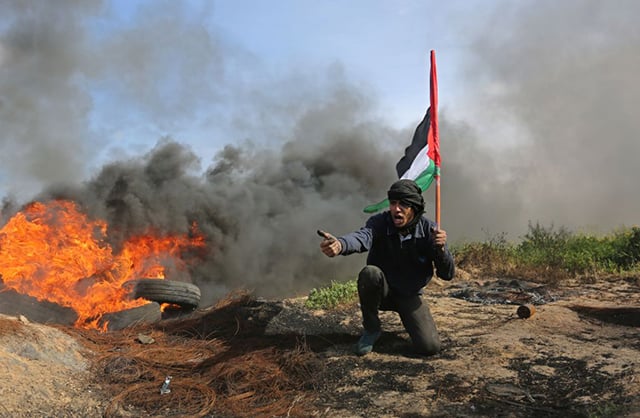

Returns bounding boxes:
[2,1,640,303]
[441,0,640,240]
[0,0,99,197]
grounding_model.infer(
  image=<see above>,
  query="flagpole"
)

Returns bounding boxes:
[430,50,440,227]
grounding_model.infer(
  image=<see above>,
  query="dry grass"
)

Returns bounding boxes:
[70,291,324,417]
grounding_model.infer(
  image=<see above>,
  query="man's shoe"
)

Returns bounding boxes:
[354,330,381,356]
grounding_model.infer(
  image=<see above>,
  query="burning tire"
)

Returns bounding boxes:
[130,279,201,309]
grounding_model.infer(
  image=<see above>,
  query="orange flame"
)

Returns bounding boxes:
[0,200,206,329]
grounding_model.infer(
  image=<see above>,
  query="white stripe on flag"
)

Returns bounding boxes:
[399,144,430,180]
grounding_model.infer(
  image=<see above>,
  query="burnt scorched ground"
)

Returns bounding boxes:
[0,274,639,417]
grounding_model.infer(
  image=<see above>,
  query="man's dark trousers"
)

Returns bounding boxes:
[357,265,441,355]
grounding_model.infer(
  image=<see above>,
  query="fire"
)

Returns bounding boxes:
[0,200,206,329]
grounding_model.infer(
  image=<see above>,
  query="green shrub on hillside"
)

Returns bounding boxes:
[451,231,518,275]
[610,226,640,270]
[453,223,640,278]
[305,280,358,309]
[517,222,571,268]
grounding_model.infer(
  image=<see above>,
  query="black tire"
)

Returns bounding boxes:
[0,283,78,326]
[99,302,162,331]
[130,279,201,309]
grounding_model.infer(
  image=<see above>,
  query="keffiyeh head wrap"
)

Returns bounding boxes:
[387,179,425,215]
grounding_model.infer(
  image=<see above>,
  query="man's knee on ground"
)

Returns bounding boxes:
[358,265,384,290]
[412,338,441,356]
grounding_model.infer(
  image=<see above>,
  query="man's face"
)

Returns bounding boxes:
[389,200,415,228]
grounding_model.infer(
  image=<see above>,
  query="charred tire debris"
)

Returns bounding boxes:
[98,302,162,331]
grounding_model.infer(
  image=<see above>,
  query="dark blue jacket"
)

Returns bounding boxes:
[337,211,455,297]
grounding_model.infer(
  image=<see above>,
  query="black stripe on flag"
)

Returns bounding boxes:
[395,108,431,178]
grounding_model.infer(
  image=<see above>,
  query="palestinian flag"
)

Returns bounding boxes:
[363,50,439,214]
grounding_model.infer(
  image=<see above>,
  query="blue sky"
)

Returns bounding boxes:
[209,0,472,115]
[217,0,487,121]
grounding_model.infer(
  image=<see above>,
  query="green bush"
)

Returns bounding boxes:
[305,280,358,309]
[516,222,571,268]
[514,224,640,274]
[558,235,610,273]
[451,230,517,274]
[451,223,640,279]
[610,226,640,269]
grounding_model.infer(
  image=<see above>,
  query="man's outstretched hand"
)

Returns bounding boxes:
[318,229,342,257]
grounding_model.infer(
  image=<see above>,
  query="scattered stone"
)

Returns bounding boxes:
[136,334,155,344]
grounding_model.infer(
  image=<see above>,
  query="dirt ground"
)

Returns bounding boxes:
[0,271,639,417]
